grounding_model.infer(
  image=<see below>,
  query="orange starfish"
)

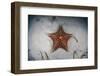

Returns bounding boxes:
[49,26,72,52]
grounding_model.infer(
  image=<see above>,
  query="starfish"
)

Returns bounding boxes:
[49,25,72,52]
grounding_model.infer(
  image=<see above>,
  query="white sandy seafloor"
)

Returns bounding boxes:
[28,15,88,60]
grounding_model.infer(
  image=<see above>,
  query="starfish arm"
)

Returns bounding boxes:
[61,39,68,51]
[61,35,72,51]
[49,34,60,52]
[52,41,59,52]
